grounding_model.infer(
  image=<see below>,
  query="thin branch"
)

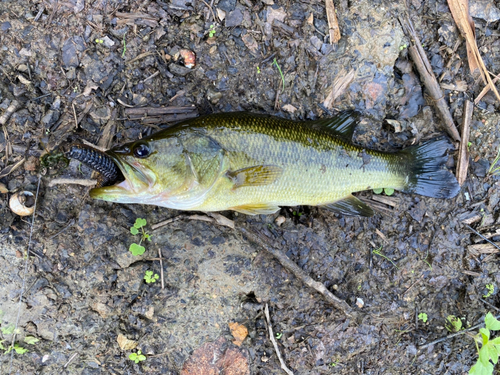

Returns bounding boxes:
[265,304,294,375]
[240,227,357,319]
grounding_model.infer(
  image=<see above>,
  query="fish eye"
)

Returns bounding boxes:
[133,142,151,158]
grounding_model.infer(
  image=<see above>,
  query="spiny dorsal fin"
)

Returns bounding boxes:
[324,195,374,217]
[309,110,359,141]
[226,165,283,189]
[229,203,281,215]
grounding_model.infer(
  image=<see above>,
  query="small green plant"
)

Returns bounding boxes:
[373,188,394,196]
[129,350,146,364]
[129,218,152,256]
[469,312,500,374]
[144,270,159,284]
[256,66,261,74]
[95,38,104,44]
[484,284,495,298]
[418,312,428,323]
[272,57,285,92]
[276,332,282,340]
[208,24,216,38]
[445,315,463,332]
[399,43,408,50]
[372,246,399,269]
[488,147,500,176]
[5,343,28,354]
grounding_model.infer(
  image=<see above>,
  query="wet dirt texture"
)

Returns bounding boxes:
[1,0,500,373]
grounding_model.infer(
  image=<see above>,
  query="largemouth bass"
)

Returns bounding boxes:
[69,111,460,216]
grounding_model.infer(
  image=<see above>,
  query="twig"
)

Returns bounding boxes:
[323,69,355,110]
[240,227,356,319]
[475,72,500,104]
[456,100,473,185]
[480,298,500,313]
[0,100,21,126]
[48,178,97,187]
[265,304,294,375]
[399,15,461,142]
[324,0,341,44]
[200,0,218,23]
[158,247,165,290]
[72,102,78,129]
[63,352,79,368]
[419,313,500,350]
[466,225,500,252]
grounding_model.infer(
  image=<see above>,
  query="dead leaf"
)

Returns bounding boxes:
[282,104,297,114]
[0,182,8,194]
[181,337,249,375]
[117,334,138,350]
[228,322,248,347]
[241,34,258,55]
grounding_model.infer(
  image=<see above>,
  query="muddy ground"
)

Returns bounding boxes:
[1,0,500,374]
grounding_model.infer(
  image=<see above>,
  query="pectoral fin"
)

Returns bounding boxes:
[230,203,281,215]
[227,165,283,189]
[324,195,374,217]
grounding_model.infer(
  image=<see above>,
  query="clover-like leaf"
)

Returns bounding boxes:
[373,188,383,194]
[480,328,490,342]
[130,227,139,235]
[129,243,145,256]
[469,359,494,375]
[134,218,147,229]
[24,336,39,345]
[485,312,500,331]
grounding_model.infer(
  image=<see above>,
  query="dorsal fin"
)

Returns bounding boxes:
[308,110,359,141]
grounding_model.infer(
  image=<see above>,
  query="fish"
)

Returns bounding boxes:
[68,111,460,216]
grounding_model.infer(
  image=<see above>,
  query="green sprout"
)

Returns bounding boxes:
[129,350,146,364]
[256,66,261,74]
[418,312,428,323]
[372,246,399,270]
[144,270,159,284]
[272,57,285,92]
[488,147,500,176]
[484,284,495,299]
[208,24,216,38]
[445,315,463,332]
[95,38,104,44]
[373,188,394,196]
[469,313,500,375]
[122,35,127,58]
[4,343,28,354]
[276,332,282,340]
[399,43,407,51]
[129,218,152,256]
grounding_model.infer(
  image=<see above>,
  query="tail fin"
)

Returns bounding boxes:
[400,137,460,199]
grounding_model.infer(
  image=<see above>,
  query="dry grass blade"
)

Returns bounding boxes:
[0,158,25,179]
[456,100,472,185]
[447,0,500,102]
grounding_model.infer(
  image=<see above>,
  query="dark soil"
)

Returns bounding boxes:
[1,0,500,374]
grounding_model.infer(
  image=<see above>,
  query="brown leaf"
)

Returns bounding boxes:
[228,322,248,346]
[181,337,249,375]
[117,334,138,350]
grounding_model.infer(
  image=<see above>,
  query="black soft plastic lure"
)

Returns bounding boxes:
[68,144,119,186]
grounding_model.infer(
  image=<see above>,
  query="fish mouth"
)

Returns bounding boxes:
[89,151,153,202]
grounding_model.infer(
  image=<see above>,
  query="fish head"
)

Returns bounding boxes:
[89,135,191,205]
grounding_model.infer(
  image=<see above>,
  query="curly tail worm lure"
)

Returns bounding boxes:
[67,144,119,186]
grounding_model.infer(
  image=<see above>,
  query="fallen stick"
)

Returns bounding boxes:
[265,304,294,375]
[240,227,357,319]
[48,178,97,187]
[325,0,341,44]
[400,16,461,142]
[456,100,472,185]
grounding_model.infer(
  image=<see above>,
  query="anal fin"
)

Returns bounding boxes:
[230,203,280,215]
[324,195,374,217]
